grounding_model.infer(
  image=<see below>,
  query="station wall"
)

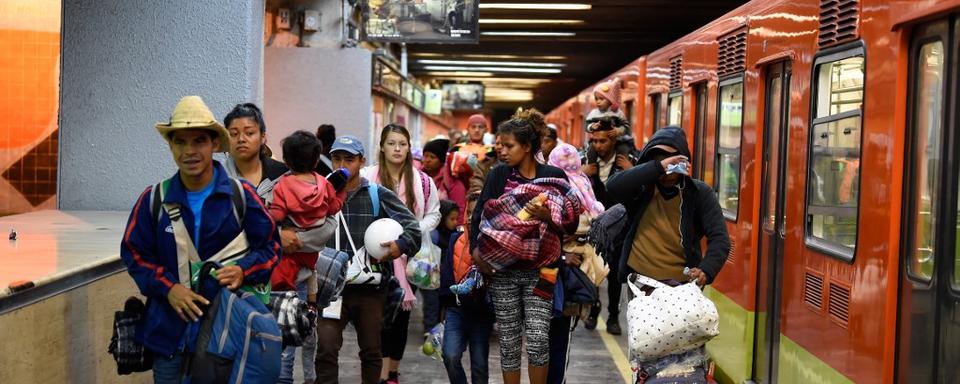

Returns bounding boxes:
[58,0,266,211]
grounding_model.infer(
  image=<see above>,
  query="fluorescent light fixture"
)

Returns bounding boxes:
[479,3,592,10]
[412,53,568,60]
[418,59,564,68]
[423,65,562,74]
[424,71,496,77]
[479,19,584,25]
[485,88,535,102]
[482,31,576,37]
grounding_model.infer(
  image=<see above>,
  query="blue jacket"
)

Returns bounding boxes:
[120,162,281,356]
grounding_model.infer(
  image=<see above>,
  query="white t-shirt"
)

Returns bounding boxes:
[598,156,615,184]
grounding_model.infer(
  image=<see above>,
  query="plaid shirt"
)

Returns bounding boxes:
[328,178,421,280]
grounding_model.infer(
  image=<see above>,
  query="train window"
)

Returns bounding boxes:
[693,84,708,184]
[651,93,662,131]
[624,100,635,126]
[667,91,682,126]
[907,41,945,282]
[716,78,743,219]
[805,46,865,259]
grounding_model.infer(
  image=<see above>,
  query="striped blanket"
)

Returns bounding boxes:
[477,177,583,270]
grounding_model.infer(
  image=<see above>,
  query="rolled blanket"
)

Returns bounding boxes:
[477,177,582,270]
[589,203,628,258]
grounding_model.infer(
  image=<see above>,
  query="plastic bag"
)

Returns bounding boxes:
[626,274,719,364]
[421,322,444,360]
[407,240,441,290]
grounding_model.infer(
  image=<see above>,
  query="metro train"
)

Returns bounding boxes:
[546,0,960,382]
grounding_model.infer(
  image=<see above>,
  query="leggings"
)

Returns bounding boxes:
[490,269,552,372]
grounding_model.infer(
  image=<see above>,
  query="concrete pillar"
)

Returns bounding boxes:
[262,47,372,158]
[59,0,265,210]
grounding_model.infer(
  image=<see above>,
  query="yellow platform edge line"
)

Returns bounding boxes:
[597,315,632,384]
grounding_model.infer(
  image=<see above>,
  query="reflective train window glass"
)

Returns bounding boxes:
[668,92,682,126]
[716,79,743,219]
[806,50,864,259]
[907,41,944,282]
[651,94,662,131]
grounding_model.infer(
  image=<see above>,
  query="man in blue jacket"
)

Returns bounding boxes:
[120,96,280,384]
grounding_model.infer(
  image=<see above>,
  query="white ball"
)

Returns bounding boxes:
[364,218,404,260]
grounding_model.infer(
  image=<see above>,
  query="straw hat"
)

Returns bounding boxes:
[155,96,230,151]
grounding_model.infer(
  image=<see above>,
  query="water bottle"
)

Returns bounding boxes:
[326,167,350,192]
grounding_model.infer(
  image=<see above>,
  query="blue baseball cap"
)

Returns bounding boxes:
[330,135,365,157]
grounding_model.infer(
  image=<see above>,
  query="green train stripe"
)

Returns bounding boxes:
[704,287,853,383]
[704,287,754,384]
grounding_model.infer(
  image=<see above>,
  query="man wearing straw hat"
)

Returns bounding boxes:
[120,95,281,383]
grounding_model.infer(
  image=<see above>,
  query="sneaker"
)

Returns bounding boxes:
[386,371,400,384]
[584,315,598,330]
[606,318,622,335]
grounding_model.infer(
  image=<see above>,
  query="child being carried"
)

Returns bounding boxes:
[269,130,347,309]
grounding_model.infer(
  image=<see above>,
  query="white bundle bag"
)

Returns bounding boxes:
[625,274,720,363]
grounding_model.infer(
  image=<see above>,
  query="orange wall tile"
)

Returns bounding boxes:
[0,0,61,216]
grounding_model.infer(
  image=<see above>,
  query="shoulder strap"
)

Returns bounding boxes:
[419,170,432,204]
[229,178,247,224]
[368,183,380,218]
[150,178,172,225]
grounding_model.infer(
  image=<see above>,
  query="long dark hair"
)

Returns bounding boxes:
[497,108,549,159]
[378,124,417,213]
[224,103,268,156]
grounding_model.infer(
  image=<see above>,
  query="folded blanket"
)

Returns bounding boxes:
[477,178,582,270]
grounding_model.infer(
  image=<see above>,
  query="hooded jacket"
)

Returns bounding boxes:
[269,172,345,228]
[607,126,730,283]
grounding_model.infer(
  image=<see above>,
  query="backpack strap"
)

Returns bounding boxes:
[368,182,380,218]
[229,178,247,224]
[150,178,172,226]
[150,177,246,227]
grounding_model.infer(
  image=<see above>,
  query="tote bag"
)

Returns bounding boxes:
[625,274,719,363]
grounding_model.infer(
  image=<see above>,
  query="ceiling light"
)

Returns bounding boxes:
[418,59,564,68]
[482,31,576,37]
[412,53,568,60]
[485,88,535,102]
[424,71,496,77]
[479,3,592,10]
[423,65,562,74]
[479,19,584,25]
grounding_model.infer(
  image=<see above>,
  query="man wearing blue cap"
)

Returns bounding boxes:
[314,135,422,384]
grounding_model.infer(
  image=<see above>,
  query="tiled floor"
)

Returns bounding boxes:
[292,284,632,383]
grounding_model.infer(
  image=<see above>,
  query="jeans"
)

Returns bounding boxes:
[547,316,573,384]
[279,281,317,383]
[442,306,494,384]
[152,353,184,384]
[422,288,441,332]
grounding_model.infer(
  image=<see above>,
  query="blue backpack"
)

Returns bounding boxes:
[186,262,282,384]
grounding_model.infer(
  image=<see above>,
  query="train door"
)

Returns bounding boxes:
[898,17,959,383]
[752,61,790,383]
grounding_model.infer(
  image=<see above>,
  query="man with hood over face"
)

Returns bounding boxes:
[607,126,730,286]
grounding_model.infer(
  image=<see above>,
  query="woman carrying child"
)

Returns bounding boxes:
[470,109,580,384]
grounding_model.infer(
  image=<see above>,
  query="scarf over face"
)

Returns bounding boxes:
[477,177,583,270]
